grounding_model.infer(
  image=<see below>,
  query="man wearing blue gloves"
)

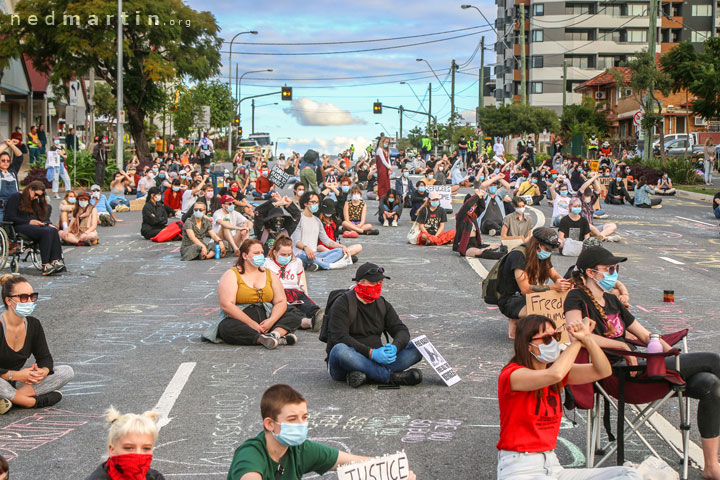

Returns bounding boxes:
[325,262,423,388]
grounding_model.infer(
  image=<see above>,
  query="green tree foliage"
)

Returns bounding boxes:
[560,97,610,138]
[477,104,559,139]
[93,82,117,132]
[0,0,222,162]
[172,81,235,137]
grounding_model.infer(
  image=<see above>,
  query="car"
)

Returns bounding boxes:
[663,138,704,157]
[237,140,261,161]
[389,146,400,162]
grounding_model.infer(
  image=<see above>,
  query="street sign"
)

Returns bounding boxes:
[68,81,80,106]
[119,110,125,123]
[633,110,643,126]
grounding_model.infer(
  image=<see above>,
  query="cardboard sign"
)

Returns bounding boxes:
[501,238,524,250]
[411,335,461,386]
[525,290,570,342]
[268,166,289,188]
[337,452,410,480]
[425,185,452,210]
[598,176,612,199]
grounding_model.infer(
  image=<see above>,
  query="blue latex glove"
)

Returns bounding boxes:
[371,345,397,365]
[384,344,398,357]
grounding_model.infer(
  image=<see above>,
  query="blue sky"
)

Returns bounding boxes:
[185,0,496,156]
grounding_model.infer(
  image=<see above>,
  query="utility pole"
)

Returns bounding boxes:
[520,4,527,106]
[479,36,485,112]
[450,59,457,133]
[428,83,432,135]
[562,60,567,110]
[644,0,658,163]
[251,99,255,134]
[115,0,123,169]
[89,68,95,144]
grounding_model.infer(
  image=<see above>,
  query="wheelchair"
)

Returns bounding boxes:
[0,221,44,273]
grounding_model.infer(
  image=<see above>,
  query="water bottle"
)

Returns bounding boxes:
[214,244,221,259]
[647,334,663,353]
[646,333,666,378]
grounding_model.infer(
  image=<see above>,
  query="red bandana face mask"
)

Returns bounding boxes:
[106,453,153,480]
[355,282,382,303]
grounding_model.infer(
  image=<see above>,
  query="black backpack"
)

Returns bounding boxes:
[481,245,526,305]
[319,289,387,343]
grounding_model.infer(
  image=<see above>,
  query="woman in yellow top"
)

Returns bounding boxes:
[217,238,302,349]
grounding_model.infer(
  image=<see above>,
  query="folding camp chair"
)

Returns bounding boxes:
[568,329,691,480]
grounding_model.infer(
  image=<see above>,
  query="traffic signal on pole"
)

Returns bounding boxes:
[234,116,239,125]
[373,102,382,114]
[237,126,242,137]
[281,86,292,101]
[433,129,438,139]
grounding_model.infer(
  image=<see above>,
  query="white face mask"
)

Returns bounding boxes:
[530,339,561,364]
[515,207,525,215]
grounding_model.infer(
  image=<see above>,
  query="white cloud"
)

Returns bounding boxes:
[282,136,373,156]
[284,98,366,126]
[459,109,478,125]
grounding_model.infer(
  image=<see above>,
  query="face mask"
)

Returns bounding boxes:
[559,190,568,196]
[595,270,619,291]
[181,175,187,180]
[494,169,500,174]
[438,167,444,172]
[355,282,382,303]
[552,174,558,179]
[571,207,582,215]
[78,200,89,208]
[273,422,308,447]
[418,186,426,193]
[489,186,498,194]
[387,197,395,203]
[251,254,265,267]
[530,338,562,364]
[479,176,485,181]
[373,173,377,178]
[531,178,538,184]
[67,197,76,204]
[428,174,434,180]
[261,170,269,176]
[583,197,591,203]
[231,186,239,192]
[106,453,153,480]
[13,301,36,317]
[626,168,631,173]
[403,172,409,178]
[296,191,305,197]
[351,194,361,201]
[341,185,350,193]
[537,248,552,260]
[226,205,235,212]
[430,200,440,208]
[158,174,166,179]
[172,186,180,192]
[616,178,622,182]
[154,194,162,202]
[54,140,60,145]
[91,191,101,198]
[309,204,319,213]
[193,210,204,219]
[515,207,525,215]
[277,255,292,266]
[205,192,213,199]
[518,177,526,183]
[152,168,158,174]
[224,173,230,178]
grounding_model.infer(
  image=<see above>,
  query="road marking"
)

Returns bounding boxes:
[465,257,488,280]
[660,256,685,265]
[676,216,715,227]
[527,205,545,229]
[154,362,196,430]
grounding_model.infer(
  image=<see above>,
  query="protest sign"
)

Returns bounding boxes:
[425,185,452,210]
[598,176,611,198]
[411,335,460,386]
[525,290,570,342]
[337,451,410,480]
[268,166,290,188]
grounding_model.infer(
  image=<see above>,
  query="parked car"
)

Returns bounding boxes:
[663,138,704,157]
[389,146,400,162]
[237,139,261,161]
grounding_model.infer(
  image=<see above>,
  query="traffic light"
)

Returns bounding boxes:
[234,116,239,125]
[433,129,438,139]
[281,86,292,101]
[237,126,243,137]
[373,102,382,114]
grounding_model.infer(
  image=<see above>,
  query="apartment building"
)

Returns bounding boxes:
[494,0,718,113]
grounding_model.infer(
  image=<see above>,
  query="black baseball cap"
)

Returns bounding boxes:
[532,227,560,249]
[576,247,627,272]
[352,262,391,282]
[320,197,336,216]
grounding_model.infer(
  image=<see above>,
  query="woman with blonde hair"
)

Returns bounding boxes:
[60,192,99,246]
[85,407,165,479]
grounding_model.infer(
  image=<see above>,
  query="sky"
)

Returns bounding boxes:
[184,0,496,156]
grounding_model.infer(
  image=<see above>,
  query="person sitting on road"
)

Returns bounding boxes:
[182,183,219,222]
[252,163,275,200]
[497,227,571,338]
[59,190,76,231]
[60,192,99,246]
[714,191,720,219]
[180,201,229,261]
[163,179,183,213]
[633,176,662,208]
[254,194,301,256]
[206,238,301,349]
[90,185,120,227]
[342,186,379,235]
[565,247,720,480]
[453,188,502,258]
[577,173,620,242]
[136,168,155,199]
[141,187,172,240]
[500,197,533,244]
[221,179,254,218]
[5,182,65,275]
[326,263,424,388]
[496,314,640,480]
[605,174,633,205]
[378,188,401,227]
[421,167,436,186]
[318,197,362,260]
[514,172,543,206]
[395,167,416,208]
[0,274,74,414]
[656,172,677,196]
[226,384,417,480]
[213,195,251,256]
[85,407,165,480]
[415,191,455,246]
[557,197,591,255]
[477,173,513,236]
[264,236,322,331]
[293,192,350,271]
[108,171,132,210]
[410,180,428,221]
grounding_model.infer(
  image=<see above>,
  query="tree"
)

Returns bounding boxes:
[171,80,234,137]
[93,83,117,134]
[660,41,697,156]
[0,0,222,162]
[560,97,610,139]
[477,104,559,140]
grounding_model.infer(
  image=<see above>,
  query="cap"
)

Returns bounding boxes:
[77,191,91,200]
[428,191,441,200]
[532,227,560,248]
[550,169,558,174]
[320,197,336,216]
[521,169,530,177]
[90,184,101,192]
[576,247,627,272]
[219,195,235,204]
[582,237,604,250]
[352,262,391,282]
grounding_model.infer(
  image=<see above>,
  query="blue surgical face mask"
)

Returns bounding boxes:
[172,186,180,192]
[403,172,409,178]
[552,174,558,179]
[341,185,350,193]
[531,178,538,184]
[277,255,292,266]
[479,176,485,181]
[494,168,500,174]
[309,204,319,213]
[273,422,308,447]
[530,338,561,363]
[559,190,568,196]
[13,301,36,317]
[251,254,265,267]
[158,173,166,179]
[537,248,552,260]
[489,186,498,194]
[430,200,440,208]
[67,197,76,204]
[193,210,204,219]
[418,186,426,193]
[387,197,395,203]
[226,205,235,212]
[571,207,582,215]
[595,270,619,291]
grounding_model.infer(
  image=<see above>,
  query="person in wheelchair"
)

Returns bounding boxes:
[59,192,98,246]
[4,181,64,276]
[565,246,720,480]
[0,146,21,222]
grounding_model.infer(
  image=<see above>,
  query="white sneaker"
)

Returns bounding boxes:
[607,235,621,242]
[54,194,60,200]
[329,254,350,270]
[489,229,497,236]
[383,219,389,227]
[392,219,398,227]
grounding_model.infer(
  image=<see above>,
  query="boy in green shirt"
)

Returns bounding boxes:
[227,385,417,480]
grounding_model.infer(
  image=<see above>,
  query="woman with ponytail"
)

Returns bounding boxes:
[565,246,720,480]
[85,407,165,479]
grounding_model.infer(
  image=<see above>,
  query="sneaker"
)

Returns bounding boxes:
[53,194,60,200]
[0,398,11,414]
[312,308,325,332]
[343,231,359,239]
[329,253,350,270]
[606,235,621,242]
[282,333,298,345]
[651,204,663,209]
[391,219,398,227]
[346,371,367,388]
[383,219,389,227]
[488,229,497,236]
[53,260,67,272]
[389,368,423,386]
[35,390,62,408]
[594,213,609,219]
[306,263,319,272]
[350,255,358,264]
[42,263,57,276]
[366,229,380,235]
[258,333,278,349]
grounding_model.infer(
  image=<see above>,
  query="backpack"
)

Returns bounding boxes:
[481,245,526,305]
[151,221,183,242]
[319,289,387,343]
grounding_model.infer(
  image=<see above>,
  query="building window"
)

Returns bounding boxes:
[602,4,622,16]
[627,29,648,42]
[565,3,593,14]
[597,55,617,69]
[691,4,712,16]
[531,55,544,68]
[532,30,544,42]
[599,29,622,42]
[565,29,594,41]
[691,31,711,42]
[676,116,686,134]
[566,80,584,93]
[566,55,595,68]
[531,82,543,94]
[627,3,647,15]
[532,3,544,15]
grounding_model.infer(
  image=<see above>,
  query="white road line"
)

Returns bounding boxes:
[154,362,196,430]
[660,256,685,265]
[676,216,715,227]
[527,205,546,230]
[465,257,488,280]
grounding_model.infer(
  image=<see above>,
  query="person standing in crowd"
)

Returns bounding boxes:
[45,138,71,200]
[180,201,228,261]
[0,147,21,222]
[457,135,468,166]
[26,125,41,166]
[60,192,99,246]
[704,138,715,186]
[415,191,454,246]
[213,195,251,256]
[92,136,108,187]
[85,407,165,480]
[378,188,401,227]
[633,177,662,208]
[293,191,350,271]
[0,275,74,413]
[375,136,391,200]
[37,124,47,155]
[500,197,532,244]
[65,127,78,153]
[325,263,423,388]
[5,182,65,275]
[141,187,172,240]
[496,315,640,480]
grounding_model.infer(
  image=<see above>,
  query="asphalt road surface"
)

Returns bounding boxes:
[2,185,719,480]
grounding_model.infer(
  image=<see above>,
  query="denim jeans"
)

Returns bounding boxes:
[109,197,131,209]
[52,166,72,194]
[496,450,642,480]
[297,248,344,270]
[252,190,273,200]
[328,343,423,384]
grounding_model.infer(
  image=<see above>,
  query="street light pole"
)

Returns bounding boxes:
[375,122,390,136]
[237,69,273,126]
[116,0,123,169]
[227,30,258,155]
[275,136,290,159]
[251,101,278,134]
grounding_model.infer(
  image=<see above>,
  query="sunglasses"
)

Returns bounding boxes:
[365,267,385,275]
[10,292,39,302]
[593,265,620,275]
